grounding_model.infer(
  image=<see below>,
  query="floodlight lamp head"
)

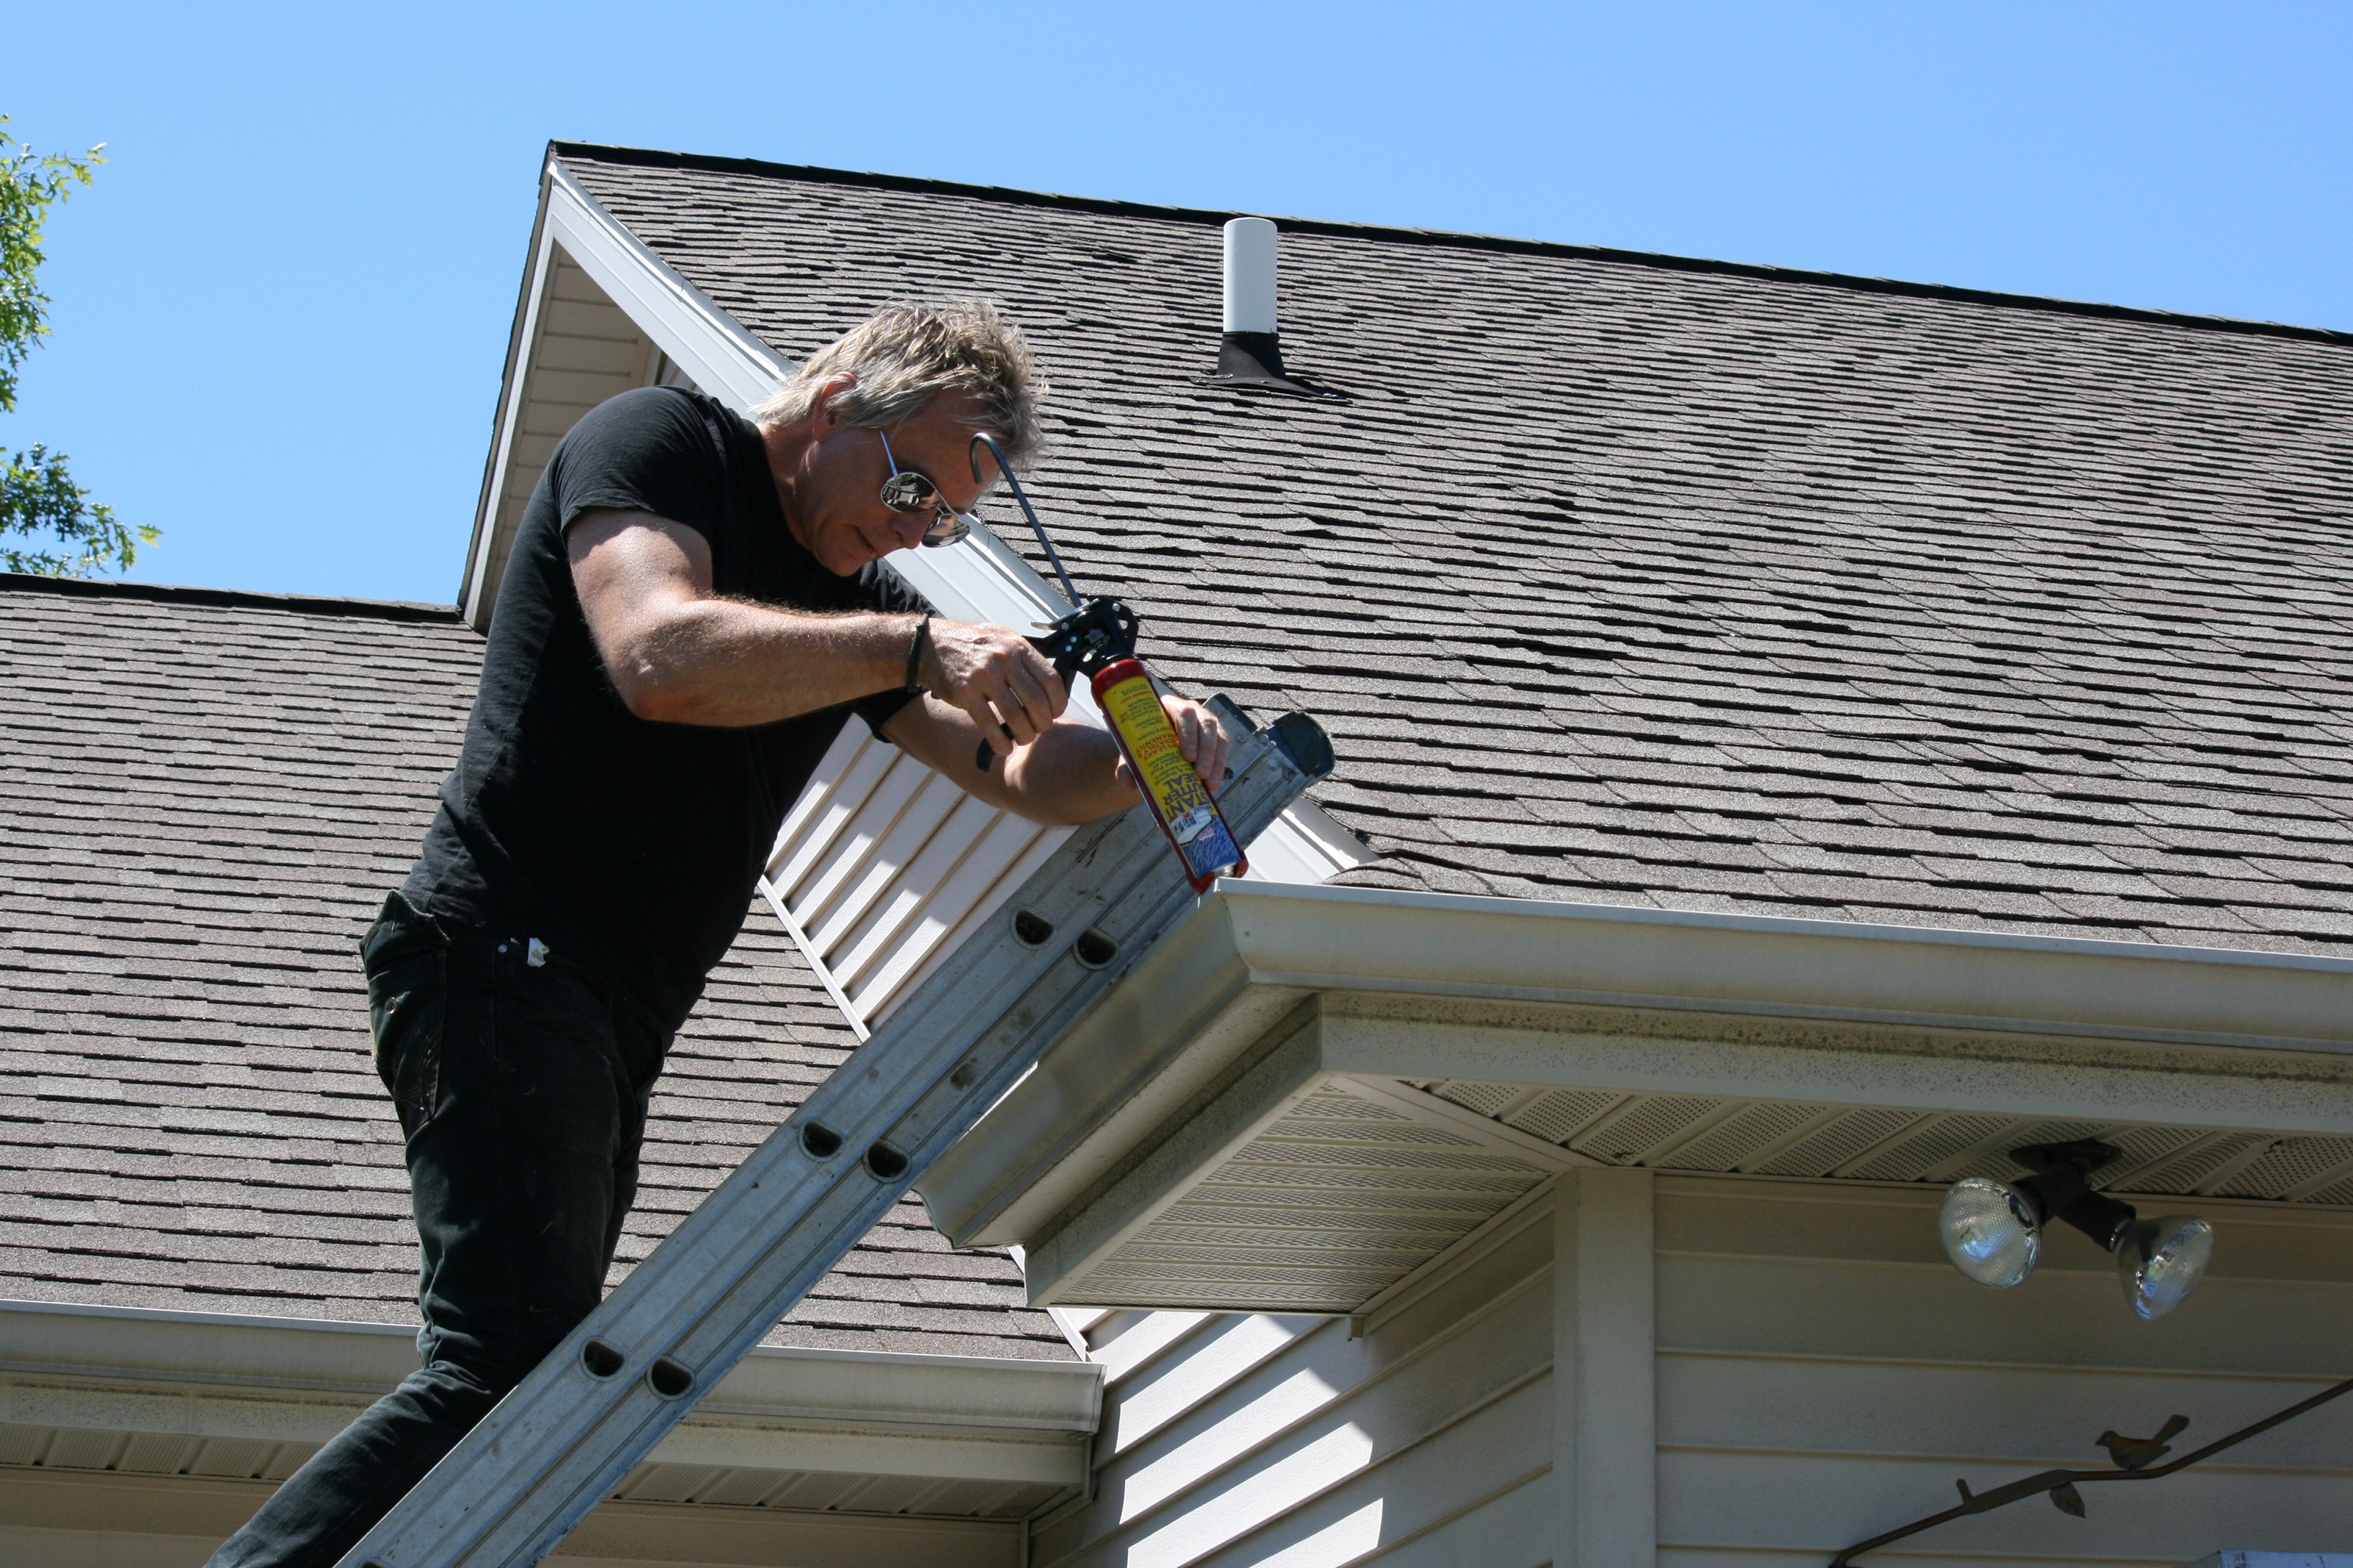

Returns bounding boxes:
[1935,1141,2110,1292]
[1936,1141,2214,1320]
[1938,1176,2043,1289]
[2115,1213,2214,1321]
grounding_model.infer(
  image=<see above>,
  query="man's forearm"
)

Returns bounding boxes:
[1000,721,1136,823]
[615,598,915,727]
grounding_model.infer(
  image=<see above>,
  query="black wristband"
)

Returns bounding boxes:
[904,612,932,693]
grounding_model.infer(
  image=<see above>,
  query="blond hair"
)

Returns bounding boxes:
[753,300,1046,459]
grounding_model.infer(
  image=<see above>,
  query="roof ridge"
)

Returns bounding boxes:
[0,571,465,624]
[548,140,2352,351]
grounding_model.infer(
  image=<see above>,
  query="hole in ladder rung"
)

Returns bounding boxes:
[1013,908,1054,946]
[580,1339,625,1380]
[865,1141,910,1181]
[646,1356,695,1399]
[1074,928,1118,968]
[801,1122,843,1159]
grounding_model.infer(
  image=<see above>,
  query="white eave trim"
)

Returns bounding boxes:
[0,1297,1099,1458]
[921,879,2353,1250]
[1199,879,2353,1053]
[540,161,789,410]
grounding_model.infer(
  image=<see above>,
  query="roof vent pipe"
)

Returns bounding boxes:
[1209,218,1333,398]
[1224,218,1279,337]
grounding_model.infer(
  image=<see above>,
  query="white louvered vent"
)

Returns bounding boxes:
[761,722,1072,1034]
[762,713,1371,1035]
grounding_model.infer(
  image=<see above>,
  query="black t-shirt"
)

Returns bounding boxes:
[404,386,923,1031]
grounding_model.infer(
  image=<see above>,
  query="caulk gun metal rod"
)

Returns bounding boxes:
[335,720,1318,1568]
[971,432,1082,609]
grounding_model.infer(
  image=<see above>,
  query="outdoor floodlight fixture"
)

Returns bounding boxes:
[1937,1142,2213,1320]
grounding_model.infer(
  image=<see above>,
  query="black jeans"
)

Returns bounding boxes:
[207,893,668,1567]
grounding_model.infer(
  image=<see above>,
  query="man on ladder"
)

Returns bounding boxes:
[210,301,1231,1568]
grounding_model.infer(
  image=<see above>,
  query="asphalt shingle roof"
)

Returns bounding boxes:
[0,576,1071,1360]
[561,144,2353,957]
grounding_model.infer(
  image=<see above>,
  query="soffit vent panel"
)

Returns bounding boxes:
[1043,1082,1569,1314]
[608,1461,1063,1519]
[1416,1076,2353,1207]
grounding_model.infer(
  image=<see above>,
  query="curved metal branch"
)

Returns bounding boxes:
[1828,1374,2353,1567]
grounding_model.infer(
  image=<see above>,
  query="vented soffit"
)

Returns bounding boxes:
[917,879,2353,1314]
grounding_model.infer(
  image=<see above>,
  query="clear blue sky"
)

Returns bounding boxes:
[9,1,2348,604]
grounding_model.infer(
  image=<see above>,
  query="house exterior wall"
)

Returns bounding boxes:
[1034,1194,1556,1568]
[1657,1175,2353,1567]
[1034,1173,2353,1568]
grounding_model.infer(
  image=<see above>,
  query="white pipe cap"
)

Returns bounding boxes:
[1222,218,1278,335]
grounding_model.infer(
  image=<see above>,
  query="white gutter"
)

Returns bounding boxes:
[1193,879,2353,1051]
[0,1298,1098,1486]
[922,881,2353,1250]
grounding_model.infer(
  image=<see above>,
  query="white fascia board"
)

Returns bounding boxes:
[923,881,2353,1250]
[459,176,559,629]
[1198,879,2353,1053]
[0,1297,1098,1482]
[541,162,785,411]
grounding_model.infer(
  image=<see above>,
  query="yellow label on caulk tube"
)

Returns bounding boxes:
[1091,659,1245,892]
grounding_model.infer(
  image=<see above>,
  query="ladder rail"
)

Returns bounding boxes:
[340,712,1326,1568]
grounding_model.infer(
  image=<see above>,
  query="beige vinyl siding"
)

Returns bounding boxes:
[475,248,658,617]
[1034,1198,1555,1568]
[1034,1170,2352,1568]
[1655,1175,2353,1567]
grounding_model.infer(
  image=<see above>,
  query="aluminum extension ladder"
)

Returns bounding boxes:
[339,706,1332,1568]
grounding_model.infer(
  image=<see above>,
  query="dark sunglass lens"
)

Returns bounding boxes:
[879,473,938,512]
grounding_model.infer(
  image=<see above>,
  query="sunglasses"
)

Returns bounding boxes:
[876,429,977,547]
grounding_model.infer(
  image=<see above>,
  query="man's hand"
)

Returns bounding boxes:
[1117,694,1232,798]
[885,685,1233,826]
[917,619,1068,756]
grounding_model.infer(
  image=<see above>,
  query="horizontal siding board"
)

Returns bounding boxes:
[1658,1447,2353,1560]
[1357,1466,1552,1568]
[1182,1378,1552,1568]
[1047,1234,1553,1568]
[1654,1176,2353,1284]
[827,798,999,990]
[532,334,646,376]
[534,296,644,343]
[1659,1354,2353,1474]
[1657,1176,2353,1563]
[857,817,1066,1020]
[521,366,642,408]
[1104,1314,1315,1456]
[1658,1252,2353,1378]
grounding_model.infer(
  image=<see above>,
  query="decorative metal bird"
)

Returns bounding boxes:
[2097,1414,2190,1471]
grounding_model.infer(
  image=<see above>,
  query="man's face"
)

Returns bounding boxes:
[786,386,1001,576]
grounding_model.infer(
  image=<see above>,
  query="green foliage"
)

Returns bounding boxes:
[1,117,149,577]
[1,443,153,576]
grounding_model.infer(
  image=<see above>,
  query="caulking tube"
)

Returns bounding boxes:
[1090,657,1246,893]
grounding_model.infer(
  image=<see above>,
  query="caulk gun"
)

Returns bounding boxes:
[965,433,1246,894]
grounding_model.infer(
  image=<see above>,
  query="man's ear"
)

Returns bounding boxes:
[811,373,858,432]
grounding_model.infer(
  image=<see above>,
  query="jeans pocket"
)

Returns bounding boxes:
[366,901,451,1141]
